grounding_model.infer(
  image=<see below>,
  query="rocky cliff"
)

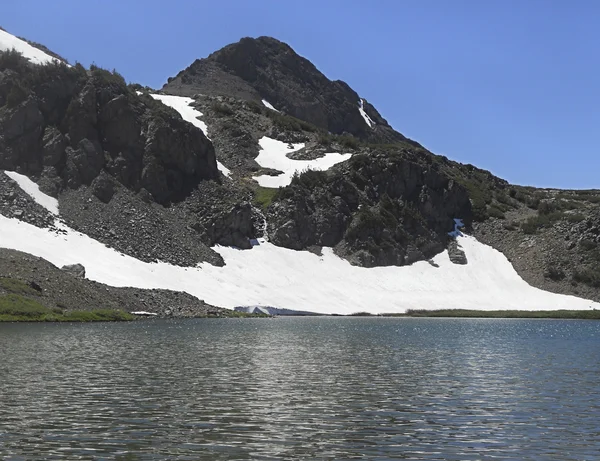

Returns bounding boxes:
[0,50,219,205]
[163,36,411,145]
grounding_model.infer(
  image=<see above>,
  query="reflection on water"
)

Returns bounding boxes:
[1,318,599,460]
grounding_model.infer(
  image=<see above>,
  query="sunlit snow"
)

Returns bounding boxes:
[1,214,598,314]
[4,171,59,215]
[0,28,64,66]
[2,170,598,314]
[252,137,352,188]
[149,94,231,177]
[261,99,280,112]
[358,99,375,128]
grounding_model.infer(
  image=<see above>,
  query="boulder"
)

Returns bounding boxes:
[61,263,86,279]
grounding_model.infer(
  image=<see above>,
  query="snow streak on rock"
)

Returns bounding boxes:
[358,99,375,128]
[4,171,59,215]
[261,99,280,112]
[149,94,231,177]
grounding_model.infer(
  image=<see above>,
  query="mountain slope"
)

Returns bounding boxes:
[1,28,599,312]
[163,36,411,144]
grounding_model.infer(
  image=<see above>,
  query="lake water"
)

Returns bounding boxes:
[1,317,599,460]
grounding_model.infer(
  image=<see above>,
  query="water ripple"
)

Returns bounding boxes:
[1,318,599,460]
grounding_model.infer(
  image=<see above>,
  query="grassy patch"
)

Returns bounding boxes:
[253,186,279,210]
[0,294,134,322]
[520,211,565,234]
[0,277,40,296]
[399,309,600,319]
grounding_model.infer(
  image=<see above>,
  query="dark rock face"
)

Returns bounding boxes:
[448,240,468,265]
[266,150,472,267]
[0,57,220,205]
[163,36,412,145]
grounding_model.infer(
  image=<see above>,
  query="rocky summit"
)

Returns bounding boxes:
[163,36,411,145]
[1,28,600,316]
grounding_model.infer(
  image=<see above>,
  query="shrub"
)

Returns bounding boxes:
[246,100,264,114]
[573,266,600,288]
[544,266,566,281]
[580,239,598,251]
[488,205,506,219]
[317,133,333,146]
[290,168,328,189]
[0,277,40,296]
[566,213,586,224]
[520,211,565,234]
[210,102,234,116]
[339,135,359,150]
[90,64,127,89]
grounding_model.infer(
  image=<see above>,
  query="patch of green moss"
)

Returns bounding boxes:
[0,277,40,296]
[253,186,279,210]
[398,309,600,319]
[0,294,134,322]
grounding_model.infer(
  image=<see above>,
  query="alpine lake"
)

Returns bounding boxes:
[1,317,599,460]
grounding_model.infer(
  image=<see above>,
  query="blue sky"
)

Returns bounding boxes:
[3,0,599,188]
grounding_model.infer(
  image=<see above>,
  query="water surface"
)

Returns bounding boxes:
[1,317,599,460]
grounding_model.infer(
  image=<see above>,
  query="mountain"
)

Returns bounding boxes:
[163,36,411,145]
[1,28,599,315]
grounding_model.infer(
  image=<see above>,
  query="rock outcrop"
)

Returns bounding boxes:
[266,149,472,267]
[163,36,412,145]
[0,55,219,205]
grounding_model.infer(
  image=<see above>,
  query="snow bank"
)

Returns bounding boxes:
[149,94,231,177]
[253,137,352,188]
[358,99,375,128]
[4,171,58,215]
[1,215,598,314]
[3,169,597,314]
[261,99,280,112]
[0,28,62,65]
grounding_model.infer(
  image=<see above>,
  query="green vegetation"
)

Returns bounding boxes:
[253,186,279,209]
[400,309,600,319]
[90,64,127,88]
[520,211,565,234]
[487,205,506,220]
[0,294,134,322]
[290,168,329,189]
[573,266,600,288]
[0,277,40,296]
[210,102,234,116]
[266,111,318,132]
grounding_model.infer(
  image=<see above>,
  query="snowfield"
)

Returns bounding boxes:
[2,171,599,315]
[358,99,375,128]
[149,94,231,177]
[0,28,64,65]
[253,137,352,188]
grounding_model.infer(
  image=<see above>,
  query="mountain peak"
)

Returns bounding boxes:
[163,37,409,143]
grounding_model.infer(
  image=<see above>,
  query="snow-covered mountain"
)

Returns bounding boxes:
[1,27,599,315]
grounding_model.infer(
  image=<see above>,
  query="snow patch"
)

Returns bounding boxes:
[0,28,65,66]
[1,212,598,315]
[4,171,59,215]
[149,93,231,178]
[131,311,158,316]
[2,171,598,315]
[358,99,375,128]
[261,99,280,112]
[252,137,352,188]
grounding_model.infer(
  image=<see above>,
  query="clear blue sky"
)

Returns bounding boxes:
[3,0,599,188]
